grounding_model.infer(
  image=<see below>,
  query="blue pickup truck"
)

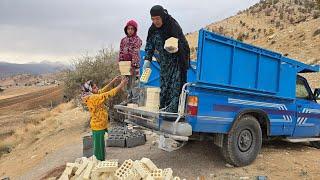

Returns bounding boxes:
[115,29,320,167]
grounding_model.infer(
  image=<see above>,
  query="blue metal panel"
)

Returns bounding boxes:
[258,55,280,92]
[278,62,296,98]
[187,61,197,82]
[138,51,197,88]
[186,85,296,135]
[282,57,320,73]
[195,29,318,100]
[199,39,233,85]
[292,99,320,137]
[139,51,160,87]
[232,48,259,89]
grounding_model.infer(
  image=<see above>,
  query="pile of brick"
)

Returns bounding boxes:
[106,126,146,148]
[58,157,182,180]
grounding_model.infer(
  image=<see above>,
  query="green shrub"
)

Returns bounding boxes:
[63,47,126,121]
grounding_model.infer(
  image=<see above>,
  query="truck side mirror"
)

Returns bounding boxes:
[314,88,320,100]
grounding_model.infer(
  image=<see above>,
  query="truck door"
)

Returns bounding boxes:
[293,76,319,137]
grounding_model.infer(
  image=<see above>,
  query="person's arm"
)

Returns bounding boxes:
[99,77,128,103]
[144,33,155,61]
[98,76,121,94]
[118,38,125,61]
[131,37,143,66]
[169,20,191,69]
[143,33,155,70]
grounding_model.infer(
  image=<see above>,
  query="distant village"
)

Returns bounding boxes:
[0,73,62,91]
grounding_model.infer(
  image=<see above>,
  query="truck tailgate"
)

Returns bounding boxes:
[114,105,192,137]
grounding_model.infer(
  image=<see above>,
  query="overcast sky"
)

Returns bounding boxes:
[0,0,259,64]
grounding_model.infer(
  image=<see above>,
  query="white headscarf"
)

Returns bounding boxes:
[81,80,93,98]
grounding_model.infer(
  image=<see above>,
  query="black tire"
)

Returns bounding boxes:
[310,141,320,149]
[221,115,262,167]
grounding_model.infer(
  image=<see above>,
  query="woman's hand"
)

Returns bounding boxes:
[114,75,122,82]
[110,75,122,84]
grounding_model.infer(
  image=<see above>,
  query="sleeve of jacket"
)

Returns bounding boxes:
[144,29,155,61]
[170,21,190,68]
[131,36,142,66]
[118,38,125,61]
[101,87,120,100]
[98,83,111,94]
[88,87,120,106]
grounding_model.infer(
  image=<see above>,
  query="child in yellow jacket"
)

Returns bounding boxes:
[82,76,128,160]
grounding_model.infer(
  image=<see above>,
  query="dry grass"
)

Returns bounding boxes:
[0,101,89,178]
[185,0,320,88]
[51,101,76,114]
[0,123,42,157]
[0,100,78,158]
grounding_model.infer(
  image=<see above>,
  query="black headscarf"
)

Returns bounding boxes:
[147,5,190,73]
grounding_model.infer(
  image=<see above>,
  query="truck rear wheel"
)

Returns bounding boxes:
[221,115,262,167]
[310,141,320,149]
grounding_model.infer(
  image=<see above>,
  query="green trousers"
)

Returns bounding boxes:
[92,129,107,161]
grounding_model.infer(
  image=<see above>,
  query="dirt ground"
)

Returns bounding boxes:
[103,136,320,180]
[1,88,320,180]
[0,103,89,179]
[3,128,320,180]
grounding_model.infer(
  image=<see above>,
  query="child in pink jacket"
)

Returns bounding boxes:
[119,20,142,104]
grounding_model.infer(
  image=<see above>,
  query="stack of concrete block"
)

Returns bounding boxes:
[106,126,146,148]
[125,131,146,148]
[124,88,160,112]
[144,87,160,111]
[58,157,182,180]
[109,126,128,135]
[106,134,126,148]
[119,61,131,75]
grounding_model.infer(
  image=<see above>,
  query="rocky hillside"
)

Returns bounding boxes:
[0,61,68,78]
[186,0,320,88]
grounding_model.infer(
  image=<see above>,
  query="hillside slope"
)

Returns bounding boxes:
[0,61,67,78]
[186,0,320,87]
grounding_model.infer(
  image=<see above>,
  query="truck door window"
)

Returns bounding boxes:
[296,78,311,100]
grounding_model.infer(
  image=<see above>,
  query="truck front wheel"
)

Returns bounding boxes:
[221,115,262,167]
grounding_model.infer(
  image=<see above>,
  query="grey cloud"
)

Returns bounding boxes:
[0,0,259,63]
